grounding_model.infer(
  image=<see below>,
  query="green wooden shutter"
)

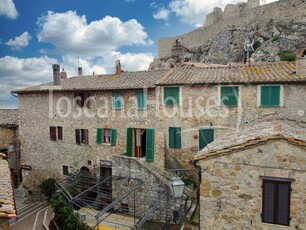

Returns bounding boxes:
[137,90,146,109]
[96,128,102,144]
[199,129,214,149]
[169,127,181,149]
[146,128,154,162]
[261,86,280,106]
[126,128,133,156]
[164,87,179,106]
[221,86,238,106]
[111,129,117,146]
[270,86,280,106]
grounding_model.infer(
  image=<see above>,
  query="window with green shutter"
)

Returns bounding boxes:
[111,129,117,146]
[126,128,133,157]
[146,128,154,162]
[112,92,122,109]
[169,127,181,149]
[96,128,102,144]
[199,129,214,149]
[221,86,239,106]
[136,90,147,109]
[260,86,281,106]
[164,87,180,106]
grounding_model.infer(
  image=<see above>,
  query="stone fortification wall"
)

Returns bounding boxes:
[158,0,306,58]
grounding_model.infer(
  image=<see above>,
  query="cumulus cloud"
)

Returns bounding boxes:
[5,31,32,51]
[153,7,171,21]
[0,0,18,19]
[37,11,153,58]
[168,0,279,27]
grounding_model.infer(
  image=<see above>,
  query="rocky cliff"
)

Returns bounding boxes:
[150,0,306,70]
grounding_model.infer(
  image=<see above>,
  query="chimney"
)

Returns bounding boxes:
[78,67,82,76]
[296,48,306,78]
[60,68,67,80]
[115,60,122,74]
[52,64,60,85]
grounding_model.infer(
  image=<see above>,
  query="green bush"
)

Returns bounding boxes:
[279,50,296,61]
[39,178,56,199]
[253,40,261,50]
[50,193,90,230]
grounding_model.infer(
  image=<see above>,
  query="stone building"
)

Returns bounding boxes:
[0,109,19,188]
[12,52,306,224]
[0,153,17,229]
[193,121,306,229]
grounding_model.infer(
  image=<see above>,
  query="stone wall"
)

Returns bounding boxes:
[0,126,16,150]
[112,155,184,222]
[158,0,306,58]
[18,88,165,202]
[198,140,306,229]
[155,83,306,167]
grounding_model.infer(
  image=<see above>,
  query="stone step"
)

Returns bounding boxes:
[185,202,197,220]
[18,201,48,220]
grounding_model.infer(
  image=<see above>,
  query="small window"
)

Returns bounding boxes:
[262,180,291,226]
[164,87,180,106]
[221,86,239,106]
[50,126,63,141]
[76,129,89,145]
[74,92,90,108]
[260,86,281,106]
[63,165,69,176]
[136,90,147,109]
[169,127,181,149]
[112,92,122,109]
[96,128,117,146]
[199,129,214,149]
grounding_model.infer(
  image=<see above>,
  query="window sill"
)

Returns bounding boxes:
[101,143,111,146]
[137,108,147,111]
[112,108,122,110]
[259,106,281,108]
[262,222,290,227]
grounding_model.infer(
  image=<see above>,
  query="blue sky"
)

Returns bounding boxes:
[0,0,278,108]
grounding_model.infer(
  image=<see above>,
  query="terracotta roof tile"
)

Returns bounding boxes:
[158,62,304,85]
[0,157,17,219]
[12,69,168,93]
[194,120,306,161]
[0,109,18,126]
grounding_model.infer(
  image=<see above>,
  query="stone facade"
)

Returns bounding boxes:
[0,126,16,151]
[0,220,9,230]
[197,138,306,229]
[18,88,166,201]
[158,0,306,58]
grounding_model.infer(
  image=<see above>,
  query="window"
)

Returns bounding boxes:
[220,86,239,106]
[63,165,69,176]
[260,86,281,106]
[126,128,154,162]
[262,179,291,226]
[50,126,63,141]
[136,90,147,109]
[74,92,90,108]
[199,129,214,149]
[169,127,181,149]
[164,87,180,106]
[76,129,89,145]
[112,92,122,109]
[96,128,117,146]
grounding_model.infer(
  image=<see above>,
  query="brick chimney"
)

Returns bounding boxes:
[115,60,122,74]
[296,48,306,78]
[60,68,67,80]
[52,64,60,85]
[78,67,82,76]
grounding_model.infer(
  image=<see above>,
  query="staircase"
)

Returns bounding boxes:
[10,201,53,230]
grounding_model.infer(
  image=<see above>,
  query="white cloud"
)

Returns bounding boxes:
[153,7,171,21]
[37,11,153,58]
[5,31,32,51]
[0,0,18,19]
[168,0,279,27]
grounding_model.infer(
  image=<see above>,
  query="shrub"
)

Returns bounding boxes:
[50,193,90,230]
[279,50,296,61]
[272,35,281,41]
[39,178,56,199]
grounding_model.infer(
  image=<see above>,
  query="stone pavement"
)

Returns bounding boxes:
[78,207,139,230]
